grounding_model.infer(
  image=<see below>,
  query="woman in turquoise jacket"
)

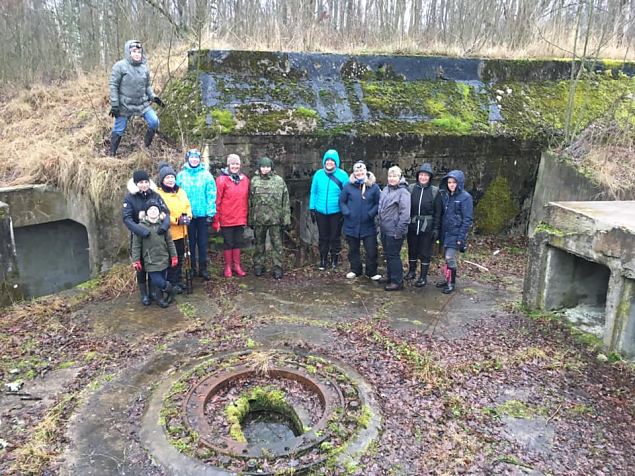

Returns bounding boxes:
[176,149,217,280]
[309,149,349,270]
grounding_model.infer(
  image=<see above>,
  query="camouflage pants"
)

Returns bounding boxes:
[253,225,283,268]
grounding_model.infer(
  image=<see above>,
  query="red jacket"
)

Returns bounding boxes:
[216,170,249,227]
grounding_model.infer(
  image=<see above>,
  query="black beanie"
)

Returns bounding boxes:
[145,198,161,212]
[158,161,177,185]
[133,170,150,184]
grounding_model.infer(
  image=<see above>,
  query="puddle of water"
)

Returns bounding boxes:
[242,411,300,445]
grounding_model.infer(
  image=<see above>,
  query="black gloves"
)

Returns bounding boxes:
[310,210,317,224]
[109,107,119,118]
[153,96,165,107]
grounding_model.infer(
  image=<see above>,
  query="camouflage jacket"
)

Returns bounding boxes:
[249,172,290,226]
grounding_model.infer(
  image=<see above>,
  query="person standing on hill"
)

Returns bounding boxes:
[248,157,291,280]
[339,161,381,281]
[309,149,349,270]
[405,163,442,287]
[122,170,171,305]
[108,40,165,156]
[215,154,250,278]
[436,170,473,294]
[157,162,192,293]
[176,149,216,281]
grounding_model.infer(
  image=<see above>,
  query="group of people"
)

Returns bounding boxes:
[111,39,474,306]
[310,151,473,293]
[122,152,290,307]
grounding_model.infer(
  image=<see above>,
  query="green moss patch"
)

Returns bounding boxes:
[475,176,519,233]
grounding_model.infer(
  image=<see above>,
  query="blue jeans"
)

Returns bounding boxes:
[147,270,168,290]
[188,217,209,269]
[112,108,159,137]
[381,233,405,284]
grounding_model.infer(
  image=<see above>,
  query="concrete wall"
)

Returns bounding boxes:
[528,152,635,234]
[0,185,126,299]
[0,201,21,304]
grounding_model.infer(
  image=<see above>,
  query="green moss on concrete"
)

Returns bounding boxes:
[534,222,566,237]
[210,109,236,134]
[235,104,321,134]
[474,176,519,233]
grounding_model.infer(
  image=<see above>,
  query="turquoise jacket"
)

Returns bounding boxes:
[176,162,217,218]
[309,149,349,215]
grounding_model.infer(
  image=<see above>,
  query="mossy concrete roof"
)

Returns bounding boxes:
[159,50,635,141]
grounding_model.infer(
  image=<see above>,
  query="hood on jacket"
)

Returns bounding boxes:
[440,170,465,193]
[322,149,341,168]
[221,168,246,179]
[124,40,146,66]
[417,163,434,180]
[182,160,209,174]
[349,171,376,186]
[127,178,158,194]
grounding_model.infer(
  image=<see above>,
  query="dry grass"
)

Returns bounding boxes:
[246,351,276,376]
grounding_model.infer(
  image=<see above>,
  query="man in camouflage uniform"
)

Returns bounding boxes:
[249,157,291,280]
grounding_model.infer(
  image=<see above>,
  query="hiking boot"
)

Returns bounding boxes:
[199,269,211,281]
[330,253,340,269]
[110,133,122,157]
[144,128,156,148]
[254,265,265,277]
[384,282,404,291]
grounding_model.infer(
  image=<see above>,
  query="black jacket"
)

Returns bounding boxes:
[409,183,442,235]
[122,179,170,238]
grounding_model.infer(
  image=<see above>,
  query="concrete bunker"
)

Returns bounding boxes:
[524,201,635,358]
[13,219,90,297]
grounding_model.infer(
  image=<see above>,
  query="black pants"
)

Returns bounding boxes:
[315,211,343,258]
[167,238,185,285]
[346,234,378,277]
[381,233,405,284]
[221,225,244,250]
[407,230,434,264]
[188,217,209,269]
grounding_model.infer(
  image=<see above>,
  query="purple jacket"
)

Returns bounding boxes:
[378,178,411,239]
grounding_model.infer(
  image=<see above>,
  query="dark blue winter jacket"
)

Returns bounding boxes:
[339,172,380,238]
[309,149,349,215]
[439,170,473,249]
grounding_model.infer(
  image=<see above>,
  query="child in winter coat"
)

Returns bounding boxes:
[215,154,250,278]
[309,149,349,270]
[157,161,192,293]
[131,200,178,308]
[176,149,217,281]
[436,170,473,294]
[339,161,381,280]
[377,166,411,291]
[108,40,165,156]
[122,169,171,305]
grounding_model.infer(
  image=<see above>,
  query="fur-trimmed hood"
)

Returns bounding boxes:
[127,178,159,195]
[349,171,376,186]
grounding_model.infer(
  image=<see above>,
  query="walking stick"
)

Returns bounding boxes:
[182,215,194,294]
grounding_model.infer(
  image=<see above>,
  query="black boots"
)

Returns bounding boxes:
[330,252,340,269]
[163,282,177,304]
[198,267,211,281]
[384,281,404,291]
[144,128,156,147]
[415,264,430,287]
[139,282,151,306]
[254,265,265,277]
[110,133,122,156]
[442,268,457,294]
[152,285,169,308]
[272,266,283,280]
[405,260,417,280]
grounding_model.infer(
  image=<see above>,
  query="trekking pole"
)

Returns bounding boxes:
[182,215,194,294]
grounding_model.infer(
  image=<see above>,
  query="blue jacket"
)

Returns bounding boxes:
[309,149,349,215]
[339,172,380,238]
[439,170,473,249]
[176,162,217,218]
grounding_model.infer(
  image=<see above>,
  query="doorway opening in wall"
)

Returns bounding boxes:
[544,246,610,338]
[13,219,90,298]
